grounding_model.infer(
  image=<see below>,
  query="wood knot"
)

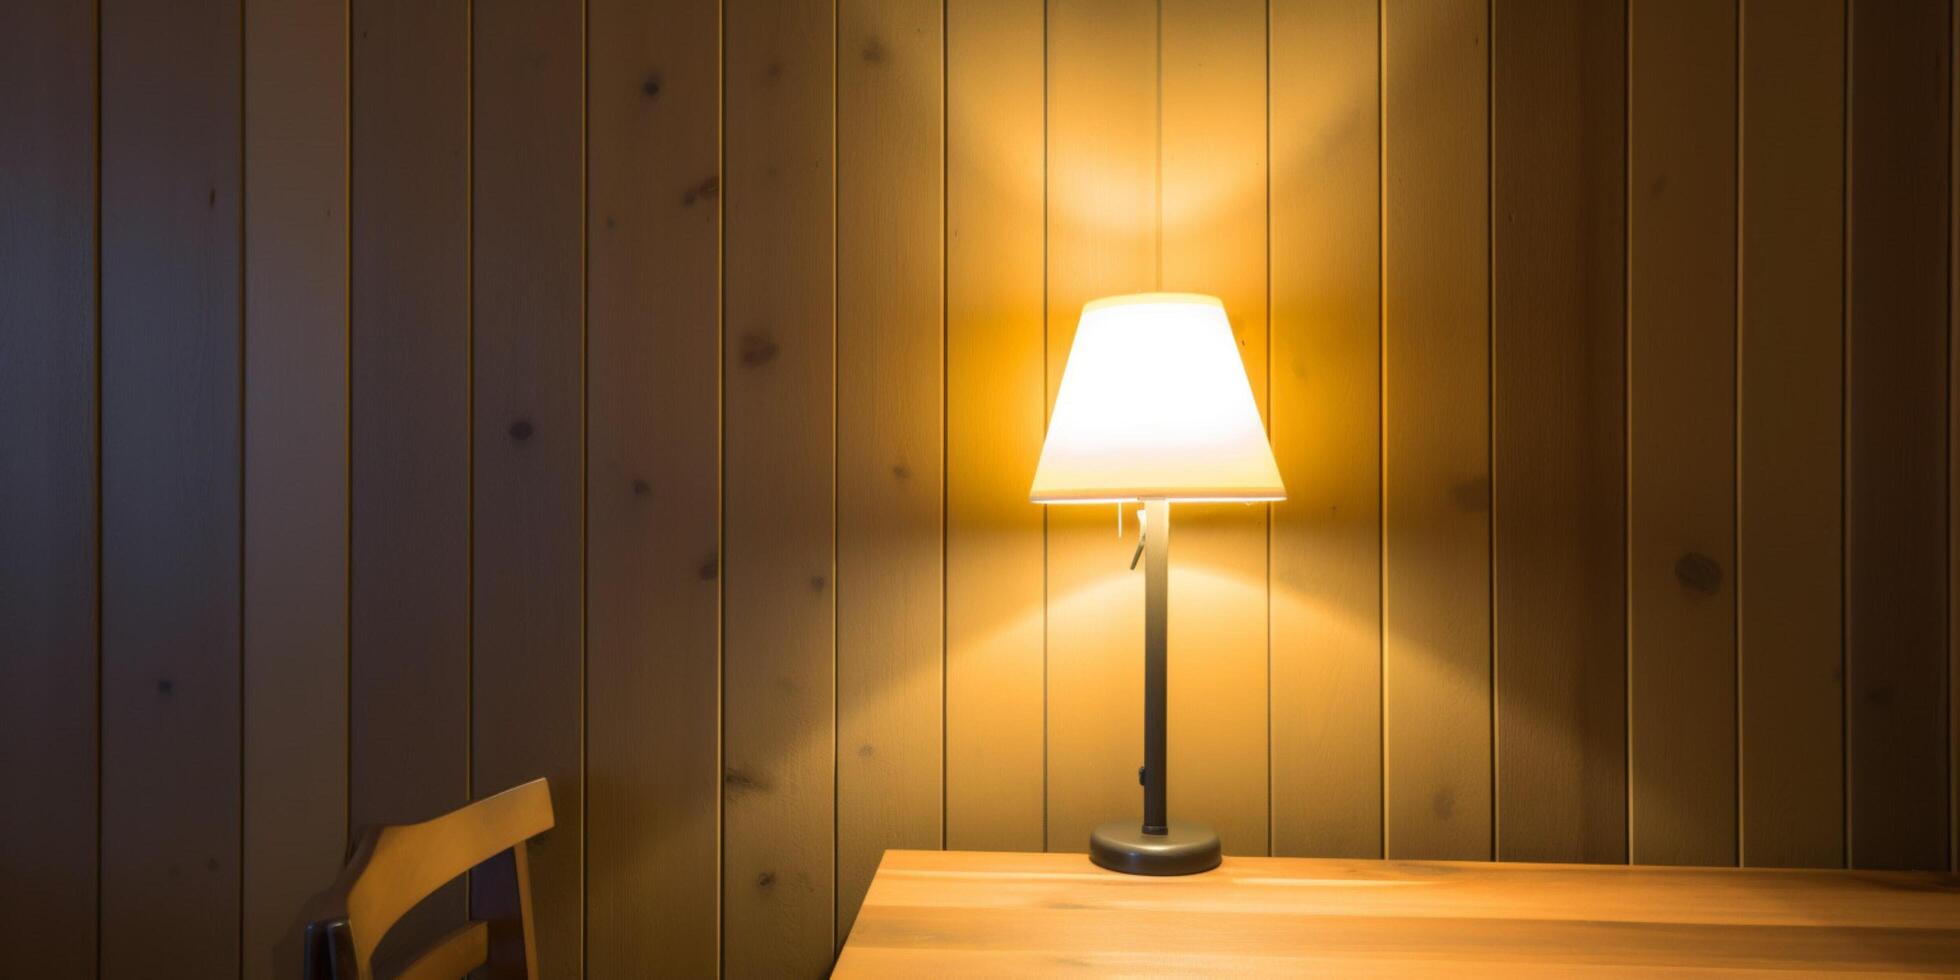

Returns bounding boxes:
[723,767,763,791]
[157,678,173,696]
[698,555,719,580]
[509,419,534,441]
[682,175,719,206]
[1431,787,1455,821]
[207,187,217,209]
[204,857,220,872]
[739,332,779,366]
[641,73,662,98]
[757,871,776,887]
[764,60,783,81]
[631,478,652,497]
[1674,552,1722,594]
[1649,175,1669,197]
[861,37,887,63]
[857,744,875,758]
[1448,476,1490,513]
[809,575,826,593]
[891,464,910,481]
[1866,685,1894,708]
[604,215,617,231]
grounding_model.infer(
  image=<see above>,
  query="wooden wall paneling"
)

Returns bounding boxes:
[100,0,243,973]
[722,0,837,972]
[1380,0,1492,861]
[1846,0,1951,872]
[1737,0,1845,870]
[944,0,1047,856]
[1625,0,1738,867]
[1953,0,1960,879]
[349,0,472,959]
[835,0,945,943]
[1268,0,1382,860]
[1043,0,1160,855]
[242,0,349,973]
[585,0,721,973]
[0,1,98,973]
[470,0,585,973]
[1490,0,1627,864]
[1159,0,1272,857]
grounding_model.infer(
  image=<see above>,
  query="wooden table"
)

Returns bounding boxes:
[834,850,1960,976]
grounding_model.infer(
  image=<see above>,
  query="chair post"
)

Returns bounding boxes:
[472,841,539,978]
[301,918,358,980]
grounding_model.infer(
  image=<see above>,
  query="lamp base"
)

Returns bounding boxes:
[1089,820,1221,876]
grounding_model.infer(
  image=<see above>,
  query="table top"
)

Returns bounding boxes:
[833,849,1960,977]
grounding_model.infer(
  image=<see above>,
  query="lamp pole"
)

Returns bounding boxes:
[1088,497,1221,875]
[1141,497,1169,834]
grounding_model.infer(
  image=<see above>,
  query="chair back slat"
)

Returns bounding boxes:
[392,921,488,980]
[301,778,554,980]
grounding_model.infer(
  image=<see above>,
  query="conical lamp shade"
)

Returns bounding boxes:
[1031,293,1284,503]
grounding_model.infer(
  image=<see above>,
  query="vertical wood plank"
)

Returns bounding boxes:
[1846,0,1951,872]
[1159,0,1272,857]
[470,0,584,973]
[585,0,721,973]
[1953,0,1960,879]
[1381,0,1492,861]
[722,0,836,973]
[100,0,243,972]
[1044,0,1159,854]
[1737,0,1845,870]
[1626,0,1738,868]
[241,0,349,973]
[0,1,98,973]
[349,0,472,956]
[944,0,1047,855]
[1268,0,1382,861]
[1491,0,1627,864]
[835,0,944,943]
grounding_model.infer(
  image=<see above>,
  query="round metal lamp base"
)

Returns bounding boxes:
[1089,820,1221,876]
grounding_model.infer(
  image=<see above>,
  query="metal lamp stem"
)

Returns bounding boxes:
[1142,497,1170,834]
[1087,496,1219,875]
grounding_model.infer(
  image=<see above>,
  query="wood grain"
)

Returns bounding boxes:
[1043,0,1160,855]
[836,0,946,944]
[1626,0,1739,867]
[1737,0,1846,870]
[1159,0,1272,857]
[242,0,349,974]
[837,850,1960,976]
[1846,0,1951,872]
[0,1,98,974]
[722,0,837,973]
[349,0,472,960]
[584,0,721,973]
[100,0,243,973]
[1268,0,1383,861]
[944,0,1047,855]
[1381,0,1493,861]
[469,0,585,973]
[1491,0,1627,864]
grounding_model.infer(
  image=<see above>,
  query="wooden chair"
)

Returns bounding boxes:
[301,778,554,980]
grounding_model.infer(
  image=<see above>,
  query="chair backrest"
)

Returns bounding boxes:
[301,778,554,980]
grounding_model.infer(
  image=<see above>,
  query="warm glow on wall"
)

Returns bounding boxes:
[1030,293,1284,503]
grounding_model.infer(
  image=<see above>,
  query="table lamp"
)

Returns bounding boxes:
[1032,292,1285,876]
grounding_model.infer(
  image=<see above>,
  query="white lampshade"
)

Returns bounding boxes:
[1031,293,1284,503]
